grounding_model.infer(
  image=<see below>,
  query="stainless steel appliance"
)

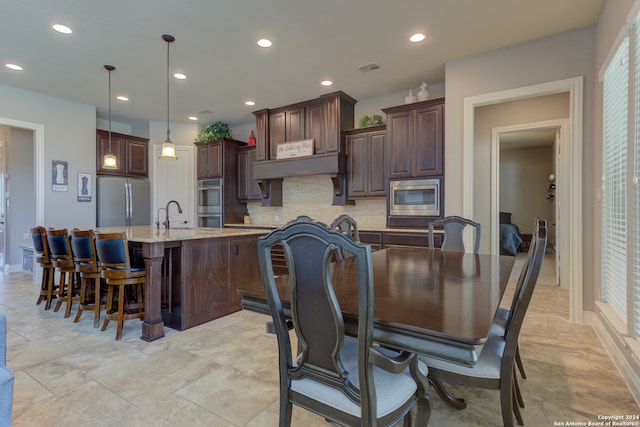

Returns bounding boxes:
[389,178,440,217]
[97,176,151,227]
[198,179,222,228]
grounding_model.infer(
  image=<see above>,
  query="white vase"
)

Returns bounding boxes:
[405,90,416,104]
[417,82,430,101]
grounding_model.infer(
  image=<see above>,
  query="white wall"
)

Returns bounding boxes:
[500,145,556,243]
[474,93,569,252]
[0,84,96,232]
[444,26,596,304]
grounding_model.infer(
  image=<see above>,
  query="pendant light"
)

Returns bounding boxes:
[159,34,178,160]
[102,65,118,169]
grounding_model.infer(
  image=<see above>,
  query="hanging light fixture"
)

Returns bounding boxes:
[159,34,178,160]
[102,64,118,169]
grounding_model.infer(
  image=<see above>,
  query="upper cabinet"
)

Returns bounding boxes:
[237,146,262,201]
[253,91,355,162]
[345,125,386,198]
[251,91,356,206]
[96,130,149,177]
[383,98,444,179]
[196,141,223,179]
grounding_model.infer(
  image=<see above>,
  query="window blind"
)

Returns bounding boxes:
[602,36,629,323]
[634,20,640,337]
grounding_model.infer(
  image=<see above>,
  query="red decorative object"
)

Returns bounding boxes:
[248,130,256,146]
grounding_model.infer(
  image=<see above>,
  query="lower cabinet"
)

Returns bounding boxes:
[161,235,261,330]
[360,230,441,250]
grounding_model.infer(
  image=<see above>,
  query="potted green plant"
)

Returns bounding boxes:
[358,114,383,128]
[196,121,232,142]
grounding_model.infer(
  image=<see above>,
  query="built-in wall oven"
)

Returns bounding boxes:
[198,179,222,228]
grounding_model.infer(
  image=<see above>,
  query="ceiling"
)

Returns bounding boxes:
[1,0,604,128]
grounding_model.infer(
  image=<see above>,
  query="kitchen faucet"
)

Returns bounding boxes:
[155,207,167,229]
[163,200,183,229]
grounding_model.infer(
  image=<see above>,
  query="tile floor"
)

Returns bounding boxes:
[0,255,638,426]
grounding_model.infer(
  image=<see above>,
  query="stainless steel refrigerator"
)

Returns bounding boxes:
[96,176,151,227]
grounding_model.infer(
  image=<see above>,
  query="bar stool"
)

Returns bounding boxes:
[30,226,57,310]
[47,228,80,318]
[70,229,105,328]
[95,232,145,341]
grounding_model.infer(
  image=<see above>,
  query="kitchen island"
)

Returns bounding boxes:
[95,226,267,341]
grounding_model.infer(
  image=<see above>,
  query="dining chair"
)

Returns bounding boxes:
[428,215,481,253]
[30,226,57,310]
[490,218,546,387]
[94,232,145,341]
[46,228,80,318]
[420,218,547,427]
[70,229,105,328]
[330,214,361,260]
[258,218,431,427]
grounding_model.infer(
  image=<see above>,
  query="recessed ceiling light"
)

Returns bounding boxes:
[174,73,187,80]
[321,80,333,86]
[5,63,23,71]
[245,100,256,106]
[257,39,272,48]
[188,116,198,121]
[116,96,129,101]
[409,33,426,43]
[52,24,72,34]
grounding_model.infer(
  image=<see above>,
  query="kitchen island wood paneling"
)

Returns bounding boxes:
[95,226,266,340]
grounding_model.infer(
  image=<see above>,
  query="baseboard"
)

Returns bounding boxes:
[586,308,640,405]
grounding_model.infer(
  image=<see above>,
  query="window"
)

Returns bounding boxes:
[602,36,629,324]
[601,11,640,337]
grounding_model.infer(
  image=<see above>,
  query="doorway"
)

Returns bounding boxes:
[0,118,43,281]
[152,144,196,228]
[462,76,584,323]
[495,123,562,286]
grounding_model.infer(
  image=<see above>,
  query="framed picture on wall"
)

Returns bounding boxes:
[52,160,68,192]
[77,172,91,202]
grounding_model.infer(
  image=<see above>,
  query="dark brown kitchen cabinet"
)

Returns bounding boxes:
[96,129,149,177]
[237,146,262,201]
[253,91,356,162]
[162,234,263,331]
[359,231,383,251]
[268,106,308,159]
[345,125,386,198]
[305,100,325,153]
[196,140,224,179]
[383,98,444,179]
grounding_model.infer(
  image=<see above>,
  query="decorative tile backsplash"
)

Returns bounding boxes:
[246,175,387,228]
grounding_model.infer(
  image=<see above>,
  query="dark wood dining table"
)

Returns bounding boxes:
[238,246,516,367]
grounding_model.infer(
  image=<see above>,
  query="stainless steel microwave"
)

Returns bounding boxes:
[389,178,440,217]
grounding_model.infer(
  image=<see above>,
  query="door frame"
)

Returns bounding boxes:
[491,119,569,288]
[462,76,584,323]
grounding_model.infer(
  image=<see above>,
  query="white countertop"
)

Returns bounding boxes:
[95,225,267,243]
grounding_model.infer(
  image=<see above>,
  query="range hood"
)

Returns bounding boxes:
[252,152,346,180]
[252,152,351,206]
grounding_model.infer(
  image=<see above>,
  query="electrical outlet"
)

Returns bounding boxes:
[23,232,30,240]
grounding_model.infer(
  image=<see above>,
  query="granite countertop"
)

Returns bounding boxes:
[224,223,438,234]
[95,225,267,243]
